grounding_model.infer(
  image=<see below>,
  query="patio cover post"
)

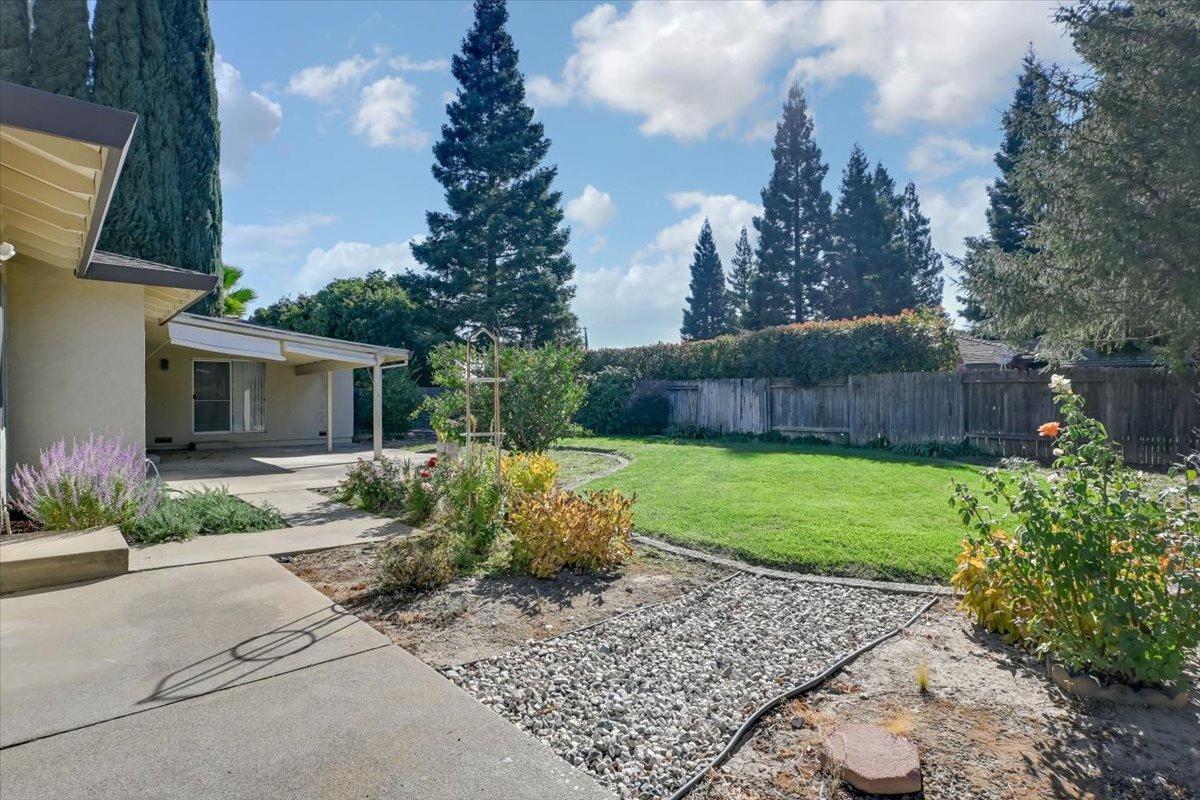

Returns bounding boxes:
[373,355,383,460]
[325,372,334,453]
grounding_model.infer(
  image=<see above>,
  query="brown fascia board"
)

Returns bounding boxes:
[84,252,219,292]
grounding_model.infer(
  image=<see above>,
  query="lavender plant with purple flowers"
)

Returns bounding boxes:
[12,433,161,530]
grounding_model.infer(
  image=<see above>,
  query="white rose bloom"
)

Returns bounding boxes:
[1049,374,1072,393]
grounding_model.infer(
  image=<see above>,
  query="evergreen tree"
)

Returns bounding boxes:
[0,0,31,85]
[900,182,944,308]
[868,162,909,313]
[822,145,888,319]
[752,84,831,323]
[411,0,576,344]
[31,0,89,99]
[727,226,755,328]
[165,0,222,314]
[680,219,732,341]
[92,0,182,267]
[955,53,1046,326]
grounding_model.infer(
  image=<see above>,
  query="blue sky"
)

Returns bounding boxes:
[210,0,1077,348]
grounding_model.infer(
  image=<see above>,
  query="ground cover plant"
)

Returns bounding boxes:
[12,433,161,530]
[571,435,992,582]
[121,488,285,544]
[951,375,1200,688]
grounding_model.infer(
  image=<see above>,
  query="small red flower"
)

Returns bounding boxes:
[419,469,431,479]
[1037,421,1062,438]
[426,456,439,468]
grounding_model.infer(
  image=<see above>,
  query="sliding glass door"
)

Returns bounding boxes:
[193,360,265,433]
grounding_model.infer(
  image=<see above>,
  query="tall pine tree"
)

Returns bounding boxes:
[900,182,944,308]
[868,162,909,314]
[821,145,888,319]
[166,0,222,314]
[727,226,755,329]
[752,84,831,324]
[955,53,1046,326]
[411,0,576,344]
[0,0,31,85]
[92,0,182,268]
[31,0,89,99]
[680,219,732,341]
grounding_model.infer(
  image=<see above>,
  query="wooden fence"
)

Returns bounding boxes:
[645,368,1198,469]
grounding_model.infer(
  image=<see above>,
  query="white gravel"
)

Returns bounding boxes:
[444,573,932,799]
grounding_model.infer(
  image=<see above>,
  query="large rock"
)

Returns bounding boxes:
[824,723,922,795]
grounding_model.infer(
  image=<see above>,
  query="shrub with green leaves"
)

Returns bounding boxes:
[625,393,670,435]
[335,457,407,512]
[426,343,585,452]
[576,367,634,434]
[582,309,956,384]
[354,368,423,437]
[376,533,456,591]
[950,375,1200,687]
[122,488,284,544]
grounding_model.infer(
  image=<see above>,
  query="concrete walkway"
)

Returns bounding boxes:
[133,445,425,570]
[0,557,612,799]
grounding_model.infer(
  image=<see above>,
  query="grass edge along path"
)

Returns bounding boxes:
[566,436,991,584]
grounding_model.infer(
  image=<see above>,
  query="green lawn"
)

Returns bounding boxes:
[568,436,993,583]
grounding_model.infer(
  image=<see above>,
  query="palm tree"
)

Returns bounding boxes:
[219,264,257,318]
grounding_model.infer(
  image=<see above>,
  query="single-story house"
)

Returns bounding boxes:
[1,81,408,496]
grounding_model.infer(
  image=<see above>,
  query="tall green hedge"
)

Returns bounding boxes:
[582,310,957,384]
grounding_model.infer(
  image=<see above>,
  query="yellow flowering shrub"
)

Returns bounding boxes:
[500,452,559,496]
[509,488,634,578]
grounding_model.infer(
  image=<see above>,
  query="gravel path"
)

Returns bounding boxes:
[444,573,932,799]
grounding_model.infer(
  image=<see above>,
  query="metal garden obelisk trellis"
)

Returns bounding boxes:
[462,327,504,482]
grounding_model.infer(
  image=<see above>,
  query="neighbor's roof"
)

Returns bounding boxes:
[164,313,410,374]
[0,81,138,275]
[955,332,1019,368]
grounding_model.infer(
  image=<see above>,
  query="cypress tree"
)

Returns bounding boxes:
[30,0,89,99]
[822,145,887,319]
[165,0,222,314]
[411,0,577,344]
[900,182,944,308]
[752,84,832,323]
[680,219,732,341]
[955,53,1046,326]
[0,0,31,85]
[727,226,755,329]
[868,162,909,314]
[92,0,182,267]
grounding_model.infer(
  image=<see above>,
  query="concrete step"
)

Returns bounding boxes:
[0,526,129,595]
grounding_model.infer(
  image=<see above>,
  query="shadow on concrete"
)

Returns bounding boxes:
[141,604,369,704]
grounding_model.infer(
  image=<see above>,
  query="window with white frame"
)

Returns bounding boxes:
[193,360,266,433]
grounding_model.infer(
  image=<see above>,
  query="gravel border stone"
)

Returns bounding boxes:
[444,573,932,799]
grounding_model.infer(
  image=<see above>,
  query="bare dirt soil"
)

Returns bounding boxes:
[281,543,729,667]
[693,599,1199,800]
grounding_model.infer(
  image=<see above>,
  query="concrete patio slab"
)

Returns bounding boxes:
[0,645,610,800]
[0,556,611,799]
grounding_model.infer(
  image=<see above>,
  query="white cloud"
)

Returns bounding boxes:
[286,54,378,103]
[906,135,993,181]
[538,0,1073,140]
[351,76,429,149]
[565,185,618,233]
[527,74,573,107]
[574,191,760,347]
[390,55,449,73]
[923,176,991,259]
[296,239,422,293]
[214,55,282,185]
[558,1,805,140]
[789,1,1073,130]
[223,213,337,269]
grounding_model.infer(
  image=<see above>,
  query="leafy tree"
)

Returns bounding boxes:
[92,0,182,267]
[165,0,222,314]
[900,182,944,308]
[0,0,30,85]
[955,53,1048,327]
[727,226,755,329]
[680,219,733,341]
[218,264,257,318]
[967,1,1200,365]
[31,0,89,98]
[412,0,576,345]
[252,270,452,382]
[752,84,832,323]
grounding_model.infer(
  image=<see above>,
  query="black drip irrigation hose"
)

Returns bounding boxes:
[665,594,941,800]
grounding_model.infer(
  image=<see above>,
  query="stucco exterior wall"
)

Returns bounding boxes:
[145,343,354,449]
[3,260,146,471]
